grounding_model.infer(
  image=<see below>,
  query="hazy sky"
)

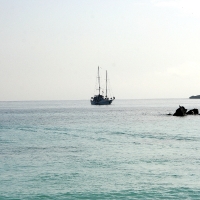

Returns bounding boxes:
[1,0,200,100]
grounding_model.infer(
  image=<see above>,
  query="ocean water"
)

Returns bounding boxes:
[1,99,200,199]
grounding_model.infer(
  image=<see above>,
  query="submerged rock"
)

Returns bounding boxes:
[166,113,172,115]
[173,105,187,116]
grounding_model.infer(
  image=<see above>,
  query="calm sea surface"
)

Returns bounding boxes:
[1,99,200,199]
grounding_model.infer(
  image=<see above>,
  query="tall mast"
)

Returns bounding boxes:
[98,66,100,95]
[106,70,107,97]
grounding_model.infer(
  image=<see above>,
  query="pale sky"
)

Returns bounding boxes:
[1,0,200,101]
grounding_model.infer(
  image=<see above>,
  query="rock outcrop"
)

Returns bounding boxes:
[186,109,199,115]
[173,106,199,116]
[173,105,187,116]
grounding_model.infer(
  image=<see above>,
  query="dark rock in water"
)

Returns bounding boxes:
[186,110,194,115]
[173,105,187,116]
[193,109,199,114]
[186,108,199,115]
[172,106,199,116]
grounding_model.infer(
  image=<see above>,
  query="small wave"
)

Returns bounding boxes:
[111,131,126,135]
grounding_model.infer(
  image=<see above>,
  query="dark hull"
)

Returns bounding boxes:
[90,99,113,105]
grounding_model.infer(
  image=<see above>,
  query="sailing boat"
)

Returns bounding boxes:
[90,66,115,105]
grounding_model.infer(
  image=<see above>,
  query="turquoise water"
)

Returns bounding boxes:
[1,99,200,199]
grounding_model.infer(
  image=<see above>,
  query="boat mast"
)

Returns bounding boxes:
[98,66,100,95]
[106,70,107,97]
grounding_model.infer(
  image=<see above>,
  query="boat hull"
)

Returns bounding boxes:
[91,99,113,105]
